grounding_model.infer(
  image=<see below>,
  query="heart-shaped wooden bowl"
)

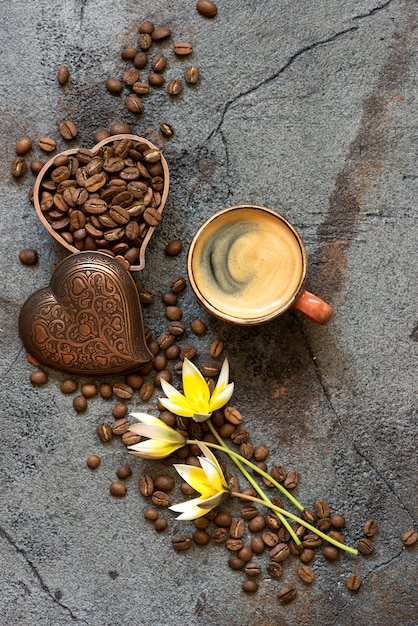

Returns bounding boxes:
[19,251,153,375]
[33,134,170,271]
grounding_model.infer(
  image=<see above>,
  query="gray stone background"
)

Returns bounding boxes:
[0,0,417,624]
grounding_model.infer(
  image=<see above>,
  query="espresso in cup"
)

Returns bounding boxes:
[188,205,333,325]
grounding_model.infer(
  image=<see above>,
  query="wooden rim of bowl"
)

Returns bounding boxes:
[33,134,170,271]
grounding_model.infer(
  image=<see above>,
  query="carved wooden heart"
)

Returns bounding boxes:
[19,252,153,376]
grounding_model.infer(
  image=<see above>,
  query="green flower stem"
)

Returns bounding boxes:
[231,491,358,556]
[200,421,301,547]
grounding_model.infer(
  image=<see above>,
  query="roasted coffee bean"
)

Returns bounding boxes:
[230,519,245,539]
[112,418,130,436]
[402,528,418,546]
[283,469,299,489]
[173,41,193,56]
[165,306,182,321]
[138,475,154,496]
[113,382,133,399]
[97,422,113,443]
[248,515,266,534]
[16,137,32,156]
[224,406,242,425]
[357,537,374,555]
[31,159,46,174]
[269,543,290,563]
[138,33,152,50]
[314,499,330,519]
[144,206,162,226]
[322,545,339,560]
[154,474,175,491]
[289,540,304,556]
[144,507,158,521]
[228,557,245,570]
[211,527,228,543]
[39,137,56,152]
[167,78,183,95]
[60,378,78,394]
[160,122,174,137]
[265,513,281,531]
[278,585,297,604]
[237,546,252,562]
[158,331,175,349]
[86,454,101,469]
[253,444,269,462]
[73,395,87,413]
[262,531,279,548]
[231,428,249,444]
[112,403,128,419]
[303,534,322,549]
[94,130,111,144]
[11,157,26,178]
[277,527,291,543]
[154,517,168,532]
[331,513,346,529]
[139,381,154,401]
[123,68,140,85]
[346,573,361,591]
[152,53,168,72]
[110,123,132,135]
[125,94,143,113]
[138,20,154,34]
[106,77,123,94]
[215,511,232,527]
[299,548,315,564]
[244,561,261,577]
[59,120,77,140]
[172,535,192,551]
[133,51,148,68]
[57,65,70,86]
[298,565,315,583]
[179,346,196,362]
[242,579,258,593]
[151,27,172,41]
[184,65,200,84]
[196,0,218,18]
[251,535,265,554]
[132,81,150,95]
[122,431,141,446]
[169,276,186,292]
[190,318,206,335]
[148,73,165,87]
[317,517,332,532]
[193,530,210,546]
[19,248,38,265]
[363,519,379,537]
[267,561,283,579]
[226,538,243,552]
[28,370,47,386]
[209,340,224,358]
[116,465,132,479]
[99,383,113,399]
[110,481,127,497]
[81,383,97,398]
[241,505,258,520]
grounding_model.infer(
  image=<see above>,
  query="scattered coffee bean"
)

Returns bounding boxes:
[112,403,128,419]
[193,529,211,545]
[151,27,172,41]
[278,585,297,604]
[138,33,153,50]
[154,517,168,532]
[96,422,113,443]
[134,51,148,68]
[299,548,315,564]
[116,465,132,479]
[29,370,48,385]
[38,137,56,152]
[86,454,101,469]
[11,157,27,178]
[99,383,113,399]
[138,20,155,34]
[363,519,379,537]
[298,565,315,583]
[152,53,168,72]
[80,383,97,399]
[357,537,374,555]
[229,557,245,570]
[110,123,132,135]
[167,78,183,95]
[110,481,127,497]
[160,122,174,137]
[317,517,332,532]
[125,93,143,113]
[266,561,283,579]
[122,431,141,446]
[144,507,158,521]
[314,499,330,519]
[149,73,165,87]
[112,418,130,436]
[57,65,70,85]
[346,573,361,591]
[402,529,418,546]
[283,469,299,489]
[106,78,123,94]
[154,474,175,491]
[172,535,192,551]
[121,48,138,60]
[59,120,77,140]
[125,373,144,389]
[322,545,339,560]
[244,561,261,577]
[73,395,87,413]
[269,543,290,563]
[173,42,193,56]
[184,65,200,84]
[138,475,154,496]
[19,248,38,266]
[197,0,218,18]
[15,137,32,156]
[30,159,46,174]
[59,379,78,394]
[330,514,346,529]
[242,579,258,593]
[303,534,322,549]
[139,381,154,401]
[113,382,133,400]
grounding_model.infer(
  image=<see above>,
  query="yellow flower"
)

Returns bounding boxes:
[170,442,230,520]
[160,358,234,422]
[127,413,186,459]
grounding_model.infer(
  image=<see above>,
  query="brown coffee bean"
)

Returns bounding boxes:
[230,519,245,539]
[125,94,143,114]
[194,517,209,530]
[242,579,258,593]
[138,20,154,34]
[73,395,87,413]
[317,517,332,532]
[193,530,210,546]
[298,565,315,584]
[139,381,154,401]
[322,545,339,560]
[116,465,132,479]
[241,505,258,520]
[31,159,46,174]
[266,561,283,579]
[226,538,243,552]
[110,481,127,497]
[138,475,154,496]
[299,548,315,563]
[250,535,265,555]
[96,422,113,443]
[99,383,113,399]
[248,515,266,534]
[184,65,200,84]
[211,527,228,544]
[167,78,183,96]
[346,573,361,591]
[81,383,97,399]
[132,81,150,95]
[196,0,217,17]
[228,557,245,570]
[19,249,38,266]
[122,431,141,446]
[314,499,330,519]
[363,519,379,537]
[15,137,32,156]
[262,531,279,548]
[121,47,137,60]
[112,418,130,436]
[151,27,172,41]
[124,374,144,390]
[237,546,253,562]
[165,306,182,321]
[143,206,162,226]
[223,406,242,425]
[244,561,261,577]
[154,517,168,532]
[269,543,290,563]
[144,507,158,521]
[303,533,322,549]
[28,369,47,387]
[59,120,77,140]
[265,513,281,531]
[106,78,123,94]
[278,585,297,604]
[402,529,418,546]
[253,444,269,462]
[112,402,128,419]
[133,51,148,68]
[283,469,299,489]
[113,382,133,400]
[11,157,26,178]
[173,42,193,56]
[152,53,168,72]
[172,535,192,551]
[189,319,206,336]
[160,122,174,137]
[138,33,152,50]
[230,428,249,445]
[170,276,186,293]
[39,137,56,152]
[86,454,101,469]
[110,123,132,135]
[357,537,374,555]
[154,474,175,491]
[215,511,232,527]
[60,379,78,394]
[148,73,164,87]
[57,65,70,85]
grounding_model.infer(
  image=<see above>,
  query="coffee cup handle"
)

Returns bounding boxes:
[290,289,334,324]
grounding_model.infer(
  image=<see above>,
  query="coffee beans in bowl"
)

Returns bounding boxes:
[32,134,170,271]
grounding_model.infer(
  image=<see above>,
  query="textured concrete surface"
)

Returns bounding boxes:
[1,1,417,625]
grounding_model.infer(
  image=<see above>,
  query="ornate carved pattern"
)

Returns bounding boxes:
[19,252,152,375]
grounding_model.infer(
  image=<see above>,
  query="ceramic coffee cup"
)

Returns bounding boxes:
[187,205,333,325]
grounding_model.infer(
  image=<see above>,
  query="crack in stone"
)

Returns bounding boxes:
[219,130,233,202]
[0,526,88,624]
[295,320,416,522]
[352,0,395,21]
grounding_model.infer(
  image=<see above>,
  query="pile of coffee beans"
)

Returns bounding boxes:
[33,137,166,266]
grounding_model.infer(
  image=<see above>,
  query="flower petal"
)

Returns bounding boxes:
[130,412,163,426]
[208,382,234,412]
[158,397,195,418]
[127,439,180,459]
[182,359,210,413]
[173,463,214,495]
[159,379,196,417]
[129,423,185,443]
[197,492,227,510]
[170,498,209,520]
